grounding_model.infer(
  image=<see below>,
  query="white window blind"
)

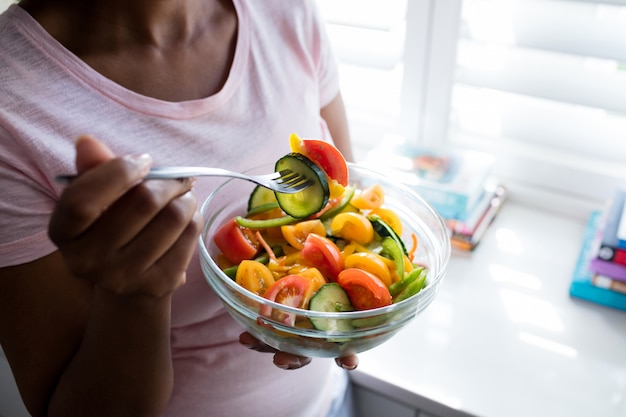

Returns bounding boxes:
[316,0,409,157]
[319,0,626,218]
[449,0,626,216]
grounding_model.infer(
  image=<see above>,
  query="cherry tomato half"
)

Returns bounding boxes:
[281,219,326,250]
[344,252,392,287]
[260,275,311,325]
[297,267,327,308]
[301,233,344,281]
[330,212,374,245]
[213,218,259,264]
[337,268,391,310]
[350,184,385,210]
[235,260,275,296]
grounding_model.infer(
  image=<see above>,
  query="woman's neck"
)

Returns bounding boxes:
[20,0,230,51]
[18,0,238,101]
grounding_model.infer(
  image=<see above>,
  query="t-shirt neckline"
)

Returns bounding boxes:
[9,1,249,119]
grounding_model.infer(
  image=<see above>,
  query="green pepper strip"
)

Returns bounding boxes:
[388,266,423,296]
[393,269,427,303]
[381,236,406,282]
[235,215,298,229]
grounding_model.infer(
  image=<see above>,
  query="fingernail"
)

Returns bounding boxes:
[125,153,152,174]
[335,358,357,371]
[240,341,256,349]
[276,357,311,370]
[181,177,197,189]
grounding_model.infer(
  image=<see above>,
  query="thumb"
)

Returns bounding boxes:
[75,135,115,174]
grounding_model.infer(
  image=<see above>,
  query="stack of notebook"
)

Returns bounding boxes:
[363,143,506,252]
[569,189,626,311]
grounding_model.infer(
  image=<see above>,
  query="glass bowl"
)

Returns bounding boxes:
[198,163,450,357]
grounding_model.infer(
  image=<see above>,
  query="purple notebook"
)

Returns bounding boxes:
[590,258,626,282]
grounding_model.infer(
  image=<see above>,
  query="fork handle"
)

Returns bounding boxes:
[55,166,245,184]
[145,166,242,179]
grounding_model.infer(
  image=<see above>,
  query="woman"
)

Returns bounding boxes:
[0,0,356,416]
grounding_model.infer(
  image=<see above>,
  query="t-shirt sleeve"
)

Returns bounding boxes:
[0,128,60,267]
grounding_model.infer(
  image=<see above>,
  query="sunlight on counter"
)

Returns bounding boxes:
[499,288,564,332]
[518,331,578,359]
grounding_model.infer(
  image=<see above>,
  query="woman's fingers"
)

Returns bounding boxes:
[273,352,312,370]
[49,135,202,299]
[335,355,358,371]
[239,332,359,371]
[49,154,153,243]
[121,190,201,279]
[75,135,116,172]
[81,177,196,250]
[239,331,275,352]
[239,332,312,370]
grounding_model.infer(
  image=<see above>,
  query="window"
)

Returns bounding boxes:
[316,0,409,157]
[319,0,626,218]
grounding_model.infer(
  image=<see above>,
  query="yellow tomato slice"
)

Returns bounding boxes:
[281,219,326,250]
[344,252,392,287]
[297,268,327,308]
[350,183,385,210]
[235,260,276,296]
[330,212,374,245]
[369,207,403,236]
[289,132,306,154]
[328,178,346,200]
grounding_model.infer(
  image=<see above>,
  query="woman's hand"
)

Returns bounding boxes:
[239,332,359,371]
[48,135,202,300]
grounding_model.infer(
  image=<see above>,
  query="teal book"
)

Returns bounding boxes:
[569,211,626,311]
[364,144,494,221]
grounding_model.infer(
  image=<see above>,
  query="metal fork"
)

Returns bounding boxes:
[56,167,313,194]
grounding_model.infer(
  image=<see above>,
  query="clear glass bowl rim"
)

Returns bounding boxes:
[197,162,451,321]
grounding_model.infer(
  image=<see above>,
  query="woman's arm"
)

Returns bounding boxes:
[0,137,202,417]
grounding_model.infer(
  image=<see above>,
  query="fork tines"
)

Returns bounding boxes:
[275,169,313,191]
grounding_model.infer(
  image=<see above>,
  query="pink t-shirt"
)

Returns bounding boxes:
[0,2,343,416]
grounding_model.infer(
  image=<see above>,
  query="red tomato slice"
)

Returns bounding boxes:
[260,275,310,326]
[301,233,344,282]
[337,268,392,310]
[213,218,259,264]
[301,139,349,187]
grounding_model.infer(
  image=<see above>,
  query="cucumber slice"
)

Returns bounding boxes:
[235,215,298,229]
[247,185,278,212]
[309,283,354,331]
[274,153,329,218]
[369,215,408,255]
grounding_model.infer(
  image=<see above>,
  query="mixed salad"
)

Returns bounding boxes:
[212,134,428,329]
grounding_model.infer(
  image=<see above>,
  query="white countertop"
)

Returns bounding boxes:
[351,202,626,417]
